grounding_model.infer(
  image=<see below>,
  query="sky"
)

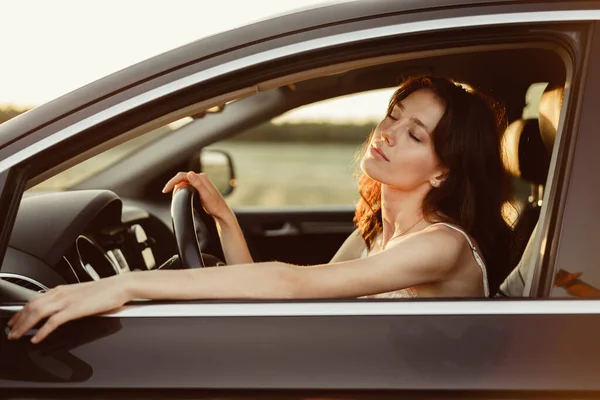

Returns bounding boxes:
[0,0,392,123]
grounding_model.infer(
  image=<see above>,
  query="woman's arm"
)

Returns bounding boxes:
[213,212,254,265]
[329,228,367,263]
[163,171,253,265]
[130,225,465,300]
[8,226,466,343]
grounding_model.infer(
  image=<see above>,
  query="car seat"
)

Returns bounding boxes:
[502,118,551,268]
[498,82,564,296]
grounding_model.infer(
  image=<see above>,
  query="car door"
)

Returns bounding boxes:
[2,2,600,398]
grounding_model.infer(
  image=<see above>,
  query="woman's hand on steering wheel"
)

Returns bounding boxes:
[163,171,232,222]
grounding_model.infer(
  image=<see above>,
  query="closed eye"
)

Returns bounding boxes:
[409,130,421,143]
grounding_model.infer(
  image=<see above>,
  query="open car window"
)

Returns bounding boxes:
[3,43,569,299]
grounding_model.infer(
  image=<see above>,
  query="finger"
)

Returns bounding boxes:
[186,172,209,193]
[197,173,222,195]
[188,173,228,212]
[31,312,72,344]
[6,304,31,329]
[162,172,190,193]
[7,292,47,331]
[9,297,64,340]
[163,172,190,193]
[172,181,190,196]
[186,171,202,185]
[7,310,20,327]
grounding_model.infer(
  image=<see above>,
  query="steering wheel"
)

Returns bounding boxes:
[171,185,225,268]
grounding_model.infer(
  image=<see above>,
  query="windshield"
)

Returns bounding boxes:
[28,117,193,191]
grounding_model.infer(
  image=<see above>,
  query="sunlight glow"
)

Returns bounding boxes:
[274,88,396,124]
[0,0,346,110]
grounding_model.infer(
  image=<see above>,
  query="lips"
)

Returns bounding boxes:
[370,145,390,162]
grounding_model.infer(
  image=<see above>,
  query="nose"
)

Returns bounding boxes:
[381,129,393,145]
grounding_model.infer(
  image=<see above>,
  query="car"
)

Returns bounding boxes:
[1,0,600,397]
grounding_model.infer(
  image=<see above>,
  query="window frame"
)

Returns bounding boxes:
[0,11,597,303]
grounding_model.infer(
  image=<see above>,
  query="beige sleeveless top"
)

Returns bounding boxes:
[359,222,489,299]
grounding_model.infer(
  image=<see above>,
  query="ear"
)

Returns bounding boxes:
[430,168,448,188]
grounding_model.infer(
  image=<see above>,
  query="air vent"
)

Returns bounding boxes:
[0,273,48,292]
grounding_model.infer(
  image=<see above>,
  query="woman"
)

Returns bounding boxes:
[7,76,513,343]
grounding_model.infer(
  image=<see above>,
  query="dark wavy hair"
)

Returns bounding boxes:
[353,76,514,295]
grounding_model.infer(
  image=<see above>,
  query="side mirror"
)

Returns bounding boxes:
[199,149,236,196]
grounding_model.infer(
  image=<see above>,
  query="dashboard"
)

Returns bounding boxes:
[1,190,176,292]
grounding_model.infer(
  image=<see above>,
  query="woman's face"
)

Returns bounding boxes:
[361,88,447,191]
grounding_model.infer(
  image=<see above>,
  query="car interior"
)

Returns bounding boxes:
[0,43,567,302]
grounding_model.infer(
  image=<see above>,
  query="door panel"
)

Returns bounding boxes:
[235,206,355,264]
[2,302,600,391]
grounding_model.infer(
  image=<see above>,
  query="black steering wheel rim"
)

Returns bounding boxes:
[171,185,206,269]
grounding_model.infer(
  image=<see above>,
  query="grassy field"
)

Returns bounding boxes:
[211,141,364,207]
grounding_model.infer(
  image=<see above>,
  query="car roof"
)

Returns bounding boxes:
[0,0,580,148]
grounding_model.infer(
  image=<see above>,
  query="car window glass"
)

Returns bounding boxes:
[208,88,396,207]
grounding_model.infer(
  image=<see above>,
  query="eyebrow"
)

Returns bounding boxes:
[396,103,431,134]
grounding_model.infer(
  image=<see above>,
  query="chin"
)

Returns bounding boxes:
[360,158,376,177]
[360,159,386,184]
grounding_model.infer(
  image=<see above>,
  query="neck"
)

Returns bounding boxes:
[380,183,430,247]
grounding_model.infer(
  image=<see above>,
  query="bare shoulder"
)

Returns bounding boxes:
[392,223,470,251]
[422,223,473,250]
[381,223,473,276]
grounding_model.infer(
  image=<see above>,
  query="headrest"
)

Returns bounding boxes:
[538,82,564,153]
[502,118,550,185]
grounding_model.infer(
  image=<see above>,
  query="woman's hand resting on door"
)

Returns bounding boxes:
[7,276,131,344]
